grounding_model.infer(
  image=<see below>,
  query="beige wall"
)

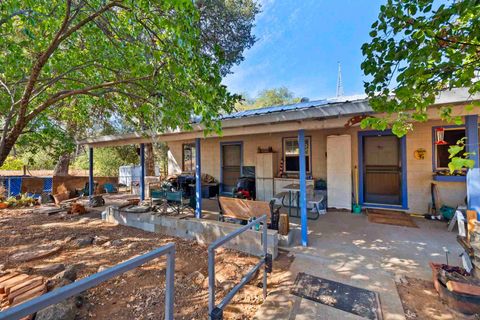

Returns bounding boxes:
[167,119,472,213]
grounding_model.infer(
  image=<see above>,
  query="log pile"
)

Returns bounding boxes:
[0,272,46,312]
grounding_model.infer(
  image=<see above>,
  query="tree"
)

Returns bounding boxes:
[0,0,238,167]
[197,0,259,76]
[237,87,303,110]
[361,0,480,137]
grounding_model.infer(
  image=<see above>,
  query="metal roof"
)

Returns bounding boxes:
[194,94,369,123]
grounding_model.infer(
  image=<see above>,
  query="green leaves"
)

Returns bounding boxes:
[362,0,480,138]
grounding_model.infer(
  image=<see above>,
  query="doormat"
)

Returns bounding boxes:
[367,209,418,228]
[291,272,382,320]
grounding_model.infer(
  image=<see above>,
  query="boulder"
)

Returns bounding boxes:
[35,298,77,320]
[72,237,93,248]
[34,263,66,277]
[92,235,109,245]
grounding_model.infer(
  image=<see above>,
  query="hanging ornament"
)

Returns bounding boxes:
[435,127,448,145]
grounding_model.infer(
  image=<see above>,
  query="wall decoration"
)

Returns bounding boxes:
[414,148,426,160]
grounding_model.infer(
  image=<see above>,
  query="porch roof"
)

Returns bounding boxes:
[78,88,478,148]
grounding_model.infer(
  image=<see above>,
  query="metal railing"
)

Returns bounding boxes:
[0,243,176,320]
[208,215,272,320]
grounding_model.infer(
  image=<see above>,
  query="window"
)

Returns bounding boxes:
[283,137,311,172]
[182,143,196,172]
[434,127,465,170]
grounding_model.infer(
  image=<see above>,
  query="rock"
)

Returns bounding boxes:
[97,265,109,273]
[64,236,75,243]
[72,236,93,248]
[110,239,123,247]
[9,244,62,263]
[35,298,77,320]
[92,235,109,245]
[127,242,139,249]
[34,263,65,276]
[52,264,83,282]
[188,271,206,287]
[47,278,73,291]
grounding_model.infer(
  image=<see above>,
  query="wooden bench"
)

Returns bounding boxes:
[218,196,280,230]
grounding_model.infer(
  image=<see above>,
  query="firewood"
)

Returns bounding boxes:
[11,284,46,306]
[7,276,43,296]
[0,272,19,284]
[8,282,45,304]
[0,274,29,294]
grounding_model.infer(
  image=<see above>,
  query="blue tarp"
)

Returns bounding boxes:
[467,168,480,219]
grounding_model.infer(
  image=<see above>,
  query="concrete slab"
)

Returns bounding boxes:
[254,210,463,320]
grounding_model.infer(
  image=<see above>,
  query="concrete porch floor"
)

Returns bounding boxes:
[254,210,463,320]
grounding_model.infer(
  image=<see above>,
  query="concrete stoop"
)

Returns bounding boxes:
[253,290,296,320]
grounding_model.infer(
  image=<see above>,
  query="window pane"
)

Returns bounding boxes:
[183,144,196,172]
[285,156,299,171]
[436,129,465,169]
[283,137,311,172]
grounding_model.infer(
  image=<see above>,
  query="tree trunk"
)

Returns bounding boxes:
[145,143,156,176]
[53,153,71,176]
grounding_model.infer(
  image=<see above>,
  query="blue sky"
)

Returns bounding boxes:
[222,0,386,100]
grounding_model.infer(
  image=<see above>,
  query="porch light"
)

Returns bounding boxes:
[435,127,448,145]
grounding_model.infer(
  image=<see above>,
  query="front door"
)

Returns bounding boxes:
[221,143,242,192]
[362,134,403,206]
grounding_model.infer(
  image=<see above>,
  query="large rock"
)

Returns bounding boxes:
[35,298,77,320]
[34,263,65,277]
[72,237,93,248]
[9,244,62,263]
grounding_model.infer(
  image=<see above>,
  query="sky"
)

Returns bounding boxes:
[222,0,387,101]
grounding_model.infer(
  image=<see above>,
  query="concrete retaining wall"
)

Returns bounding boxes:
[104,207,278,258]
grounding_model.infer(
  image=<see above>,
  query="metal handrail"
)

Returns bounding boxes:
[0,243,176,320]
[208,215,272,320]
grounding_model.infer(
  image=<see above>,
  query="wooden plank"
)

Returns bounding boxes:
[279,213,289,236]
[11,284,46,306]
[446,280,480,296]
[8,281,44,304]
[7,276,43,296]
[219,197,271,222]
[0,274,29,294]
[0,272,19,285]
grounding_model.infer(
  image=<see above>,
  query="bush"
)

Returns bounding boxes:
[0,156,25,170]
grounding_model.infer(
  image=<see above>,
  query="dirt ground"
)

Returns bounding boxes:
[0,207,293,319]
[396,276,477,320]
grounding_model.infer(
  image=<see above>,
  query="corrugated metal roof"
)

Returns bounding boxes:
[194,94,370,123]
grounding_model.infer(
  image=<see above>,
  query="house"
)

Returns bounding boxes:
[80,88,480,246]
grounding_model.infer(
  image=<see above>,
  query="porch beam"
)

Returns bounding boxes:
[195,138,202,218]
[298,129,308,247]
[88,147,94,200]
[140,143,145,201]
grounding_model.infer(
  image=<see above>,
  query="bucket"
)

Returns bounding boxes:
[352,204,362,214]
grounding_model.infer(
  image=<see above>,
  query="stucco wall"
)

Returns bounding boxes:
[167,120,470,213]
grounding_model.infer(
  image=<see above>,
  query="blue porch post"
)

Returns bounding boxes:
[140,143,145,201]
[195,138,202,218]
[88,147,94,200]
[298,129,308,247]
[465,115,479,216]
[466,115,479,168]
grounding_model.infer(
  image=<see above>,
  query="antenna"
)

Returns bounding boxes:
[336,61,344,97]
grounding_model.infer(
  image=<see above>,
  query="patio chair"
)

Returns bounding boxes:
[103,183,118,193]
[166,190,191,215]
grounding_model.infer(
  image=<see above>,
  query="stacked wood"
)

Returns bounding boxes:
[0,272,46,312]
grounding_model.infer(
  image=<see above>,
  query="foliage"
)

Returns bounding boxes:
[197,0,259,76]
[0,0,240,167]
[447,137,475,173]
[4,194,37,208]
[237,87,303,110]
[72,146,139,177]
[0,156,24,170]
[361,0,480,137]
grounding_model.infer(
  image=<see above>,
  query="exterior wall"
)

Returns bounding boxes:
[167,119,472,214]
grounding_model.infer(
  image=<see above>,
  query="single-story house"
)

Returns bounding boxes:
[80,88,480,246]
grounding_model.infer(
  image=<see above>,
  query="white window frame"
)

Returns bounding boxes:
[282,136,311,173]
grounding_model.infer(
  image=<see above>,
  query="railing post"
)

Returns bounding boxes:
[165,246,175,320]
[195,138,202,218]
[262,221,267,300]
[88,147,94,200]
[140,143,145,201]
[208,248,215,317]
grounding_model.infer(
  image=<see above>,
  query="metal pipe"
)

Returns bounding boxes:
[0,243,176,320]
[217,260,264,310]
[208,248,216,315]
[165,245,175,320]
[262,221,267,299]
